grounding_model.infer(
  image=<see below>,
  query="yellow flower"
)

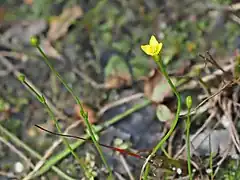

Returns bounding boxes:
[141,35,163,56]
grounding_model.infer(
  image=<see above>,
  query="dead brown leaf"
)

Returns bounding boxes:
[3,20,47,44]
[40,39,64,61]
[47,6,83,42]
[104,74,132,89]
[103,55,132,89]
[74,104,97,124]
[144,69,173,103]
[23,0,33,5]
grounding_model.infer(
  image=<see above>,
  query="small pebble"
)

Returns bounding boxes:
[176,168,182,175]
[206,168,213,174]
[14,161,24,173]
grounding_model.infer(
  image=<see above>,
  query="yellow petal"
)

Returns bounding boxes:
[141,45,153,56]
[149,35,159,46]
[154,42,163,55]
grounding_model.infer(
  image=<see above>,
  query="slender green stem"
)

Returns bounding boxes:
[35,45,113,178]
[44,104,89,175]
[33,100,150,178]
[153,57,181,153]
[142,56,182,179]
[22,78,91,178]
[186,107,192,180]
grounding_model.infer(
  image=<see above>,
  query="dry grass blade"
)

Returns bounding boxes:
[47,6,83,42]
[119,154,135,180]
[0,136,34,169]
[175,110,217,158]
[23,121,81,180]
[98,93,144,117]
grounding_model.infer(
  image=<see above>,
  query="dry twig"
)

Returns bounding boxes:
[23,120,81,180]
[98,93,144,117]
[0,136,34,169]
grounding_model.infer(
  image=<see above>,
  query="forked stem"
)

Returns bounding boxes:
[19,75,91,178]
[29,37,113,179]
[141,55,182,179]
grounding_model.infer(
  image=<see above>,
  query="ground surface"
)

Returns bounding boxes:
[0,0,240,179]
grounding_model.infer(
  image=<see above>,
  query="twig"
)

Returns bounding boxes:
[186,80,234,116]
[178,63,233,91]
[0,136,34,168]
[0,124,75,180]
[73,68,105,89]
[23,121,81,180]
[205,2,240,11]
[98,93,144,117]
[230,3,240,11]
[199,52,225,74]
[230,14,240,25]
[213,141,233,176]
[29,100,150,178]
[220,97,240,154]
[167,128,176,157]
[0,51,28,61]
[119,154,135,180]
[175,110,217,158]
[0,171,18,179]
[114,171,127,180]
[225,118,240,154]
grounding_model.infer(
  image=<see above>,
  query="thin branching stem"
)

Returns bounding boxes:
[35,45,113,178]
[22,78,91,178]
[33,100,150,179]
[141,55,182,179]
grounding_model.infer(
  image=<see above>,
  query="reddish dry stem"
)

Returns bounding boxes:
[35,125,143,159]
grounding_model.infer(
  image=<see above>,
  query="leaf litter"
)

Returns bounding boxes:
[0,0,240,179]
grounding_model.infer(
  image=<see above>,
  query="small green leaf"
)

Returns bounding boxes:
[104,55,130,78]
[130,55,151,79]
[112,40,131,53]
[113,138,131,150]
[156,104,173,122]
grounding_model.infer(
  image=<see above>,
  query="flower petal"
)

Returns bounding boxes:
[141,45,153,56]
[159,42,163,51]
[154,42,163,55]
[149,35,159,46]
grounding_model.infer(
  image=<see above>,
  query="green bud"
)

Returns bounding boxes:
[30,37,39,46]
[185,96,192,109]
[18,74,25,83]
